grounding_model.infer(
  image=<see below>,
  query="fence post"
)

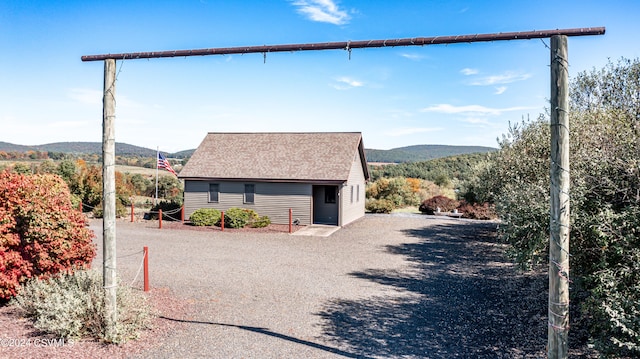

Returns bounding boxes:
[289,208,293,234]
[143,246,149,292]
[181,206,185,223]
[221,211,225,231]
[159,209,163,229]
[131,202,135,222]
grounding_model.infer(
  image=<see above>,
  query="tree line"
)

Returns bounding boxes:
[1,159,183,216]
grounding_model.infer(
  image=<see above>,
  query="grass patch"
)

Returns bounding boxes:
[391,206,421,214]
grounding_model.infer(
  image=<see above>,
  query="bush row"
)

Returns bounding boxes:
[189,207,270,228]
[365,177,457,214]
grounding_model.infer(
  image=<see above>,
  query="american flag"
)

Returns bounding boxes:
[157,152,177,176]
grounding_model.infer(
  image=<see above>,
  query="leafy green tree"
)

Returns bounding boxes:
[57,160,77,184]
[36,160,57,174]
[129,173,151,196]
[152,175,183,204]
[12,163,32,174]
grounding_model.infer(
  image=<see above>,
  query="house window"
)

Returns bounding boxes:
[324,186,336,203]
[208,183,219,203]
[244,184,255,204]
[357,184,360,202]
[350,185,354,204]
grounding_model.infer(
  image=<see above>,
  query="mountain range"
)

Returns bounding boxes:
[366,144,496,163]
[0,141,496,163]
[0,141,169,157]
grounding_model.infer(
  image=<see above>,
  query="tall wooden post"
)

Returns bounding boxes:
[548,35,570,359]
[102,58,118,342]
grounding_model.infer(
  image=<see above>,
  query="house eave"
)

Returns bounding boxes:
[179,177,346,185]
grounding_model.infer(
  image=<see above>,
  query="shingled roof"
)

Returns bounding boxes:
[178,132,369,182]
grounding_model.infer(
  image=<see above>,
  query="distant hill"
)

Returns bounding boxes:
[365,144,496,163]
[0,141,495,162]
[37,142,159,156]
[171,149,196,158]
[0,141,35,152]
[0,141,177,157]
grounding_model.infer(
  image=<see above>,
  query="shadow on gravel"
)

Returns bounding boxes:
[316,221,548,358]
[158,316,368,358]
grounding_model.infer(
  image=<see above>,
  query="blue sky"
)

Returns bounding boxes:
[1,1,638,152]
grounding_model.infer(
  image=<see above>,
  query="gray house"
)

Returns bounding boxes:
[178,132,369,226]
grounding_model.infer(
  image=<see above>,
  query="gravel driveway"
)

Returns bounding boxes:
[83,214,554,358]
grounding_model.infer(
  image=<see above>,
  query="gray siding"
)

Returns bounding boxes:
[339,152,367,226]
[184,180,312,225]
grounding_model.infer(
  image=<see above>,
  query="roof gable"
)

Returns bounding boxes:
[179,132,368,182]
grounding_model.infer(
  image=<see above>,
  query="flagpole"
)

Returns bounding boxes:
[155,147,159,206]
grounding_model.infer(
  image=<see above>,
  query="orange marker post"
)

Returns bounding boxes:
[143,246,149,292]
[289,208,293,234]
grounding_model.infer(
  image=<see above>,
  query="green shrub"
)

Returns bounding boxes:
[189,208,222,226]
[224,207,258,229]
[11,269,152,343]
[419,195,459,214]
[249,215,271,228]
[365,198,395,213]
[366,177,420,209]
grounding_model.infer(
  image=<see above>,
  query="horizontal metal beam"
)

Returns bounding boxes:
[81,27,605,62]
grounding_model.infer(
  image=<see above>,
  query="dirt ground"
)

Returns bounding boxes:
[1,214,599,358]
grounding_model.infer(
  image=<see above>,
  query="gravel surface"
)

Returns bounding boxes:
[1,214,598,358]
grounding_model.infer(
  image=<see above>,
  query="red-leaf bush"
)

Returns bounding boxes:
[0,170,96,300]
[456,200,498,220]
[418,195,459,215]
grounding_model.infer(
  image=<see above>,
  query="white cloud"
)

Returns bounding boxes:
[68,88,102,106]
[469,71,531,86]
[67,88,144,109]
[292,0,350,25]
[460,68,478,75]
[386,109,414,119]
[462,117,491,125]
[400,53,425,61]
[421,103,533,116]
[48,121,91,128]
[116,94,146,109]
[494,86,507,95]
[386,127,443,137]
[332,76,363,90]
